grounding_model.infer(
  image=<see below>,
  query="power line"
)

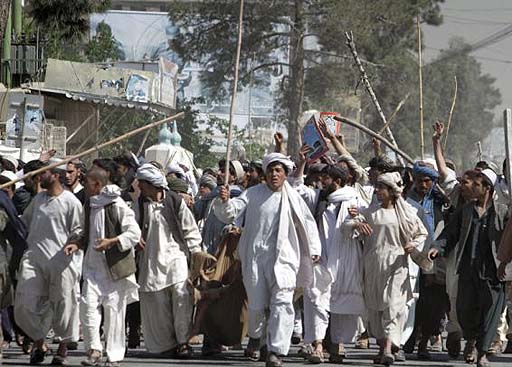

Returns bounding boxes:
[427,23,512,65]
[444,7,512,12]
[425,46,512,64]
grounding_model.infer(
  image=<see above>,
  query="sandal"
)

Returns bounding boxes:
[309,342,324,364]
[381,353,395,366]
[373,353,383,364]
[464,339,477,364]
[175,343,193,359]
[244,338,260,362]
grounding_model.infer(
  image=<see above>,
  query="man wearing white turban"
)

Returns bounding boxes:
[134,164,203,357]
[345,172,428,366]
[213,153,321,367]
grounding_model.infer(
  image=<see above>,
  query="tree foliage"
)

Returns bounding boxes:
[29,0,111,59]
[168,0,445,156]
[85,21,123,62]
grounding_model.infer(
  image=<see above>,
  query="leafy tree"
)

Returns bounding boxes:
[0,0,11,48]
[29,0,110,59]
[168,0,444,157]
[85,21,123,62]
[396,37,501,168]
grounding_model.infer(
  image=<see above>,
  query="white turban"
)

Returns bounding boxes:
[262,153,295,174]
[377,171,404,197]
[137,163,168,190]
[166,163,186,179]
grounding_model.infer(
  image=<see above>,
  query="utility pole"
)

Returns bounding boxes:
[12,0,21,37]
[2,4,12,87]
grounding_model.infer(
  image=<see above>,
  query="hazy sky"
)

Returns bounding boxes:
[423,0,512,116]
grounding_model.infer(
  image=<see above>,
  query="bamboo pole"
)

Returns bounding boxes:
[0,112,185,189]
[376,93,410,136]
[74,107,122,153]
[66,111,96,143]
[344,31,404,166]
[224,0,244,185]
[333,116,414,165]
[362,94,409,150]
[417,15,425,160]
[443,76,458,150]
[137,129,152,156]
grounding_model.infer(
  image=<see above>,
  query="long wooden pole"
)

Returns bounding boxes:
[0,112,185,189]
[333,116,414,165]
[224,0,244,185]
[362,93,409,150]
[344,31,404,166]
[417,15,425,160]
[443,76,458,150]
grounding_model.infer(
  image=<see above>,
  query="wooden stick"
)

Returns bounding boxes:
[377,93,410,136]
[344,31,405,166]
[66,110,100,143]
[0,112,185,189]
[443,76,458,150]
[362,93,409,149]
[417,15,425,160]
[224,0,244,185]
[477,141,483,162]
[74,107,122,152]
[137,129,152,156]
[334,116,414,165]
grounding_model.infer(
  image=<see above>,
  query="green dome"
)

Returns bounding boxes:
[158,123,172,145]
[170,121,182,147]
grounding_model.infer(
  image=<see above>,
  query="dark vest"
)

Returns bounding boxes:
[83,201,136,281]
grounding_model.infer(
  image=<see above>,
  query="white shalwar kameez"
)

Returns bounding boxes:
[15,190,83,342]
[349,204,427,346]
[297,184,367,344]
[80,185,141,362]
[214,182,321,355]
[137,197,201,353]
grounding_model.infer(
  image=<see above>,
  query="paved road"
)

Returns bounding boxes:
[2,341,512,367]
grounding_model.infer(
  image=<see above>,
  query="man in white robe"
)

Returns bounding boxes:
[14,164,83,365]
[294,164,367,363]
[65,169,141,367]
[135,164,202,357]
[214,153,321,367]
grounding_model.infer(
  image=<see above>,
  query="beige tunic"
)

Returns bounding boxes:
[358,205,427,320]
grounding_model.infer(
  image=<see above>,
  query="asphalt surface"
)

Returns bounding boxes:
[2,339,512,367]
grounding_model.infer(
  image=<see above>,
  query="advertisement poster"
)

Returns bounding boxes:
[126,74,149,103]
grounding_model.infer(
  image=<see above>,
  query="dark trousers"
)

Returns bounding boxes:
[457,270,506,354]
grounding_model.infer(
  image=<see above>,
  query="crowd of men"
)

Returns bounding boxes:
[0,120,509,367]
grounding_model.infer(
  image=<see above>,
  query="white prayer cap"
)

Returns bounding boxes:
[1,155,18,172]
[481,168,497,186]
[48,158,67,171]
[230,160,245,181]
[423,158,438,172]
[137,163,168,190]
[0,170,21,189]
[262,153,295,174]
[166,163,186,179]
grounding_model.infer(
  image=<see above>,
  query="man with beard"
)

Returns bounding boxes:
[65,159,86,204]
[294,161,367,364]
[14,162,83,365]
